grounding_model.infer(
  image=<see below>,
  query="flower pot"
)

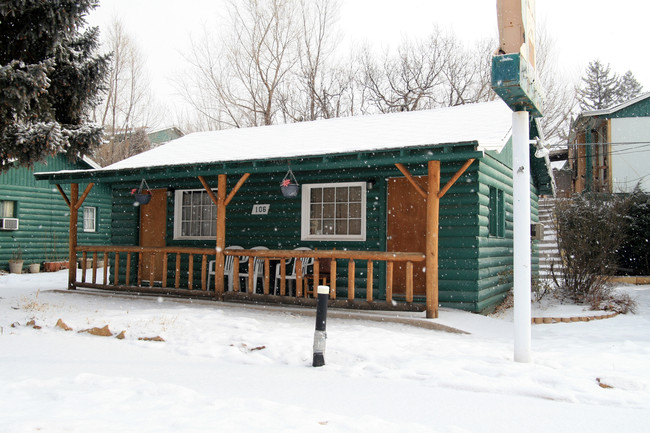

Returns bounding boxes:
[9,260,23,274]
[29,263,40,273]
[281,184,299,198]
[43,261,69,272]
[134,193,152,205]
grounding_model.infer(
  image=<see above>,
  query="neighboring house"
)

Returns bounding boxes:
[569,92,650,194]
[1,154,112,271]
[35,101,554,315]
[147,127,184,147]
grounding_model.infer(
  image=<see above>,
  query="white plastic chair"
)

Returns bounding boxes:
[208,246,247,291]
[274,247,313,295]
[240,246,268,293]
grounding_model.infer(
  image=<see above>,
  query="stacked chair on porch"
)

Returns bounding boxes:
[207,245,246,291]
[274,247,314,296]
[240,246,268,293]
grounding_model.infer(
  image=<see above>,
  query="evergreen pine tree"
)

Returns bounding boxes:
[576,60,619,111]
[0,0,109,170]
[616,70,644,104]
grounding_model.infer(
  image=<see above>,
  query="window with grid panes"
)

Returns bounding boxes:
[301,182,366,241]
[83,207,96,232]
[173,189,217,239]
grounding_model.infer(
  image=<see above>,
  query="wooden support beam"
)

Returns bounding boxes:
[199,173,249,298]
[162,253,168,288]
[367,260,373,302]
[329,259,337,299]
[248,259,254,294]
[296,260,303,297]
[225,173,250,206]
[426,161,440,318]
[348,259,355,300]
[201,254,208,291]
[55,184,71,208]
[114,253,120,286]
[68,183,78,290]
[395,163,427,199]
[174,253,181,288]
[73,183,95,211]
[406,261,414,303]
[197,176,219,206]
[214,174,227,297]
[386,262,393,305]
[264,259,270,295]
[438,159,475,199]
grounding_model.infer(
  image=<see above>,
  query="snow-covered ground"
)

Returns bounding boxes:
[1,270,649,433]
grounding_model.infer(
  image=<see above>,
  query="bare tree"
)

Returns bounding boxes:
[93,18,159,165]
[358,31,448,114]
[180,0,301,128]
[535,24,578,145]
[441,37,496,106]
[278,0,342,121]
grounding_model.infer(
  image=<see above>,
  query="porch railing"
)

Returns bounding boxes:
[72,245,425,307]
[224,249,426,304]
[75,245,217,298]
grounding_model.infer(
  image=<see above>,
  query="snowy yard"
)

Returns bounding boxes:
[1,270,649,433]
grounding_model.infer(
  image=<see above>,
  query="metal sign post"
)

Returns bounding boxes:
[493,0,543,363]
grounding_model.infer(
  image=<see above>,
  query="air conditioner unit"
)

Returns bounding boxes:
[0,218,19,231]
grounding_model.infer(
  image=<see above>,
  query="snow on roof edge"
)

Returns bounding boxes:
[102,101,513,172]
[580,92,650,118]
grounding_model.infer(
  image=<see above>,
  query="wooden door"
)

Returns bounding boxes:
[387,177,427,296]
[140,189,167,283]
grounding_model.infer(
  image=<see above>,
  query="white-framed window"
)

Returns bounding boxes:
[83,207,96,232]
[1,200,16,218]
[173,189,216,240]
[301,182,366,241]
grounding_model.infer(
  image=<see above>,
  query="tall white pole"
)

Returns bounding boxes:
[512,110,532,363]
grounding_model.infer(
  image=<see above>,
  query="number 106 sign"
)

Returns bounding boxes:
[251,204,270,215]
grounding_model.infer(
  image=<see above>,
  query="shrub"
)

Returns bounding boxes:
[552,195,626,304]
[617,187,650,275]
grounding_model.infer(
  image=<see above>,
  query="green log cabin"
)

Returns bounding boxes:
[34,101,555,318]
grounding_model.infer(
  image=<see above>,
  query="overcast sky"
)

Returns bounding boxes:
[87,0,650,126]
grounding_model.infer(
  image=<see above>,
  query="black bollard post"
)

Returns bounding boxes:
[312,285,329,367]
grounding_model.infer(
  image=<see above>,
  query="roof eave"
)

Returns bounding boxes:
[35,141,484,184]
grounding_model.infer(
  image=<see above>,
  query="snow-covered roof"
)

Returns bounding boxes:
[102,101,513,172]
[82,155,101,169]
[580,92,650,118]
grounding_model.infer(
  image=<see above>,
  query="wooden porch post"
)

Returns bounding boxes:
[68,183,78,290]
[426,161,440,318]
[215,174,227,297]
[198,173,250,299]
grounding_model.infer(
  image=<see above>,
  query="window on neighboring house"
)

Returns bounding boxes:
[301,182,366,241]
[83,207,96,232]
[173,189,216,240]
[1,200,16,218]
[488,187,505,237]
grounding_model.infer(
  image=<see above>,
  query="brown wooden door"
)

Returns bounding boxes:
[387,177,426,296]
[139,189,167,282]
